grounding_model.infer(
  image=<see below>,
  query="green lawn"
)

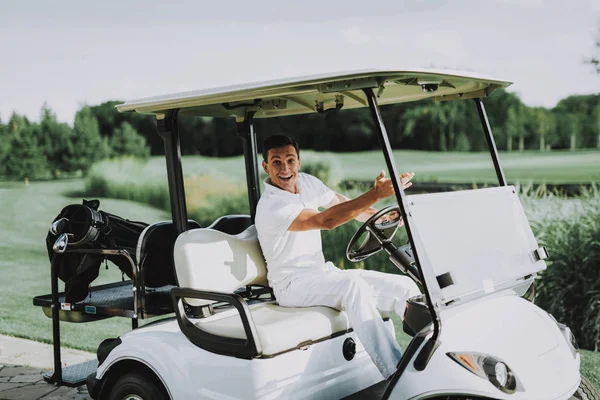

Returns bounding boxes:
[335,149,600,184]
[91,149,600,189]
[0,179,169,351]
[172,149,600,185]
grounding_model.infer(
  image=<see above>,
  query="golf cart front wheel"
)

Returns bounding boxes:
[108,371,169,400]
[571,376,600,400]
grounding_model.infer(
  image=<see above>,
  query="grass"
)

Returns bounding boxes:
[85,150,600,195]
[335,149,600,184]
[0,179,169,352]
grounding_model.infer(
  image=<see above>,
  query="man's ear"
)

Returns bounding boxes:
[262,160,268,173]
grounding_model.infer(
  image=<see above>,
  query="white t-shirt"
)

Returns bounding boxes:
[255,173,336,287]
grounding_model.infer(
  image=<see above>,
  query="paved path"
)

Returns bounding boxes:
[0,335,94,400]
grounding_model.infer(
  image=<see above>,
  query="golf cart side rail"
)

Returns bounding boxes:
[171,287,262,359]
[33,247,146,386]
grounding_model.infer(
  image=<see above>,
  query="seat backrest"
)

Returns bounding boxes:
[174,225,268,306]
[207,214,252,235]
[136,220,201,287]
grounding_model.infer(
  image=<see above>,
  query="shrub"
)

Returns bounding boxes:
[300,152,343,189]
[529,190,600,351]
[84,158,171,210]
[188,193,250,227]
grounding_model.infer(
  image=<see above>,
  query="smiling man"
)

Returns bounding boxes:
[255,134,420,380]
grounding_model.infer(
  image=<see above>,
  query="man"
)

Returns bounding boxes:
[255,135,420,380]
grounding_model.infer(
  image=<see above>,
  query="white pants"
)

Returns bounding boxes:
[273,263,421,379]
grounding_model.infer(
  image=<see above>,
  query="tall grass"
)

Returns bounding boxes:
[525,185,600,351]
[85,158,171,210]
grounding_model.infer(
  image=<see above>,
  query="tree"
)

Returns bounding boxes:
[562,113,581,151]
[595,102,600,149]
[110,122,150,158]
[2,123,47,179]
[400,101,448,151]
[504,106,524,151]
[0,115,8,174]
[37,104,76,177]
[586,27,600,74]
[70,106,110,173]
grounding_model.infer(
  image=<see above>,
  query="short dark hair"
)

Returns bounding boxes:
[262,135,300,162]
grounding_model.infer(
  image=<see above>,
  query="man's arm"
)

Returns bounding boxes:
[289,170,413,232]
[325,193,375,223]
[321,171,415,223]
[289,186,382,231]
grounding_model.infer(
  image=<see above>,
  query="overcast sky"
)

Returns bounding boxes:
[1,0,599,125]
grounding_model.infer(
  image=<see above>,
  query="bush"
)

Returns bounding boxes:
[84,158,171,210]
[84,158,248,226]
[300,152,343,189]
[528,189,600,351]
[188,193,250,227]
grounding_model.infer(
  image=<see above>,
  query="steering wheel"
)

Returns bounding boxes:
[346,205,402,262]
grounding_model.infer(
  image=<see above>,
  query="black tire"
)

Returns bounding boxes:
[571,376,600,400]
[107,371,169,400]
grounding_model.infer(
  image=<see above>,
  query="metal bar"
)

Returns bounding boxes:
[362,88,440,341]
[474,98,507,186]
[65,248,142,322]
[171,287,262,358]
[50,254,62,384]
[157,110,189,234]
[236,112,260,222]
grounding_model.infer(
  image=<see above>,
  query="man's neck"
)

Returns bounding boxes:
[266,177,299,194]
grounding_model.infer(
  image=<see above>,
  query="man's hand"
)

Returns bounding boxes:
[373,170,415,200]
[400,172,415,190]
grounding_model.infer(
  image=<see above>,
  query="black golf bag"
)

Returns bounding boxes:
[45,199,148,303]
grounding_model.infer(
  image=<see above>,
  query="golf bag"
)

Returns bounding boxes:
[45,199,148,303]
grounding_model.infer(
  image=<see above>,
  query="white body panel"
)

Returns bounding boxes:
[97,292,580,399]
[388,292,580,400]
[96,318,390,399]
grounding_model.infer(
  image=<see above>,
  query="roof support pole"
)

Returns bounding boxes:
[236,111,260,222]
[157,110,189,234]
[474,98,507,186]
[363,88,441,375]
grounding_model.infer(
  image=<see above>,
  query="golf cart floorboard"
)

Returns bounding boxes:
[33,280,174,322]
[343,379,389,399]
[43,359,99,387]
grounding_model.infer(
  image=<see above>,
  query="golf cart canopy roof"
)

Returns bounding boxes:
[117,68,511,119]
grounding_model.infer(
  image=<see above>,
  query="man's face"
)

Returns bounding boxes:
[262,145,301,194]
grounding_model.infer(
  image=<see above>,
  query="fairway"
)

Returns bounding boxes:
[168,150,599,185]
[336,150,600,184]
[0,179,169,351]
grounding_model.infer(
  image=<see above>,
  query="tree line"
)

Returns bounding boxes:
[0,89,599,180]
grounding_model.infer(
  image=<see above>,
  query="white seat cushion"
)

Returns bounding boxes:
[195,303,350,356]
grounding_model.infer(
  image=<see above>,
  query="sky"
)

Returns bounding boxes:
[1,0,599,125]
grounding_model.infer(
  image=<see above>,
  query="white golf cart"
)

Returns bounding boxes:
[40,69,598,399]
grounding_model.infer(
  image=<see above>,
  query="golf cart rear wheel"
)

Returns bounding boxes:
[108,371,169,400]
[571,376,600,400]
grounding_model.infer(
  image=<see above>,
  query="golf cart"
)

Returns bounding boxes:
[39,69,597,399]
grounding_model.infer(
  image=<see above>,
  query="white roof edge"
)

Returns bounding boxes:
[116,68,512,114]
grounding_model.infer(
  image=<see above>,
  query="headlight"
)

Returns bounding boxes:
[547,313,579,358]
[447,352,517,394]
[493,362,508,387]
[558,322,579,358]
